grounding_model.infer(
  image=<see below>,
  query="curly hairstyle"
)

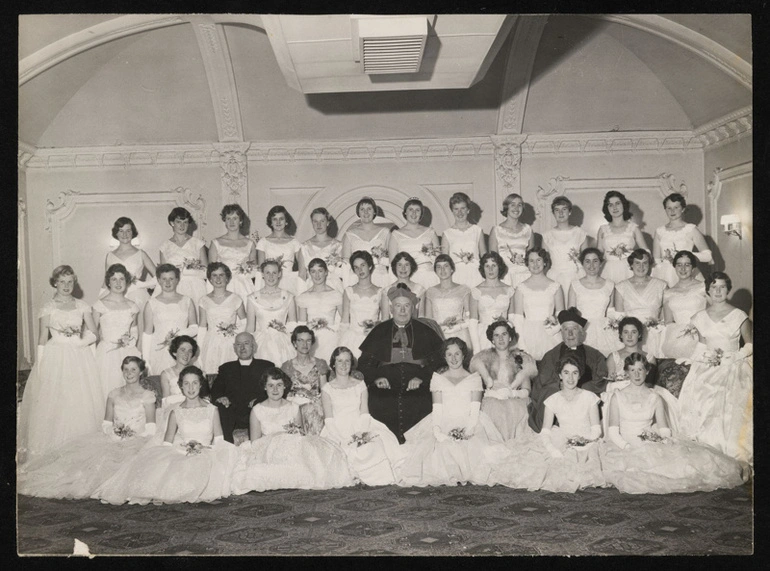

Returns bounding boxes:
[617,316,645,343]
[169,334,199,359]
[111,217,139,239]
[602,191,632,222]
[220,203,246,223]
[167,207,193,224]
[478,251,508,279]
[104,263,132,288]
[525,247,551,270]
[706,271,732,294]
[391,252,418,277]
[206,261,232,281]
[485,320,518,343]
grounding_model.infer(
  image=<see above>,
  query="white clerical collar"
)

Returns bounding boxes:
[239,358,253,366]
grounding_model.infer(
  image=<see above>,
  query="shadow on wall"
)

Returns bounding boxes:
[730,288,753,316]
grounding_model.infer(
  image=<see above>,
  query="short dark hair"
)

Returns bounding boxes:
[618,316,644,342]
[525,247,551,270]
[350,250,374,271]
[266,205,291,230]
[356,197,378,217]
[449,192,471,210]
[673,250,698,268]
[168,207,193,224]
[111,217,139,239]
[663,192,687,209]
[434,253,455,272]
[402,198,424,219]
[260,367,292,394]
[579,247,604,264]
[478,251,508,279]
[169,335,199,359]
[551,196,572,212]
[485,320,517,343]
[329,346,357,373]
[623,351,652,373]
[307,257,328,272]
[206,261,232,281]
[177,365,205,390]
[706,271,732,294]
[220,203,246,223]
[105,263,132,288]
[391,252,418,277]
[310,207,331,221]
[291,325,316,345]
[627,248,653,270]
[602,191,632,222]
[558,355,584,377]
[156,263,180,280]
[121,356,147,375]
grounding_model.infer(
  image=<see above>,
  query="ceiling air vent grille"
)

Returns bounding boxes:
[355,17,428,75]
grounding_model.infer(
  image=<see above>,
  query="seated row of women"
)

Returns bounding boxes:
[18,340,747,504]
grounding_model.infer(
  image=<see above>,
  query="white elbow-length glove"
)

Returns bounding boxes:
[693,249,713,264]
[608,426,631,450]
[540,427,563,458]
[432,403,448,442]
[465,401,480,436]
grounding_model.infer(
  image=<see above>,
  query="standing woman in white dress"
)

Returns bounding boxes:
[441,192,486,289]
[18,265,102,462]
[246,259,297,366]
[511,248,564,360]
[652,193,713,287]
[614,249,667,359]
[208,204,257,305]
[488,193,535,289]
[198,262,246,376]
[256,205,303,296]
[659,251,709,360]
[296,258,343,364]
[342,197,394,289]
[678,272,753,466]
[94,263,141,397]
[388,197,441,290]
[102,217,156,333]
[142,264,198,375]
[339,251,382,359]
[543,196,588,305]
[596,191,647,285]
[380,252,426,319]
[159,335,198,412]
[469,251,514,351]
[158,207,208,304]
[299,207,346,294]
[567,248,621,357]
[424,254,473,350]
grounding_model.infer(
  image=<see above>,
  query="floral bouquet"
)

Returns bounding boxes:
[566,435,595,447]
[544,315,560,333]
[308,317,331,331]
[249,230,261,244]
[183,257,206,271]
[267,254,286,269]
[455,250,475,264]
[184,440,209,455]
[678,324,700,339]
[349,431,378,448]
[609,243,631,259]
[359,319,378,334]
[282,421,305,435]
[113,424,135,439]
[157,328,179,349]
[661,248,676,265]
[236,260,257,275]
[54,325,82,338]
[448,427,470,441]
[370,245,388,264]
[639,430,667,443]
[421,243,442,260]
[288,382,316,405]
[109,331,135,352]
[440,316,463,332]
[503,245,526,266]
[603,371,629,383]
[701,348,724,368]
[567,247,581,269]
[268,319,287,333]
[604,317,621,331]
[324,250,345,269]
[644,317,664,331]
[216,322,238,338]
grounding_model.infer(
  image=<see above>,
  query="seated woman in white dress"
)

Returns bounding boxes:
[425,255,473,349]
[93,366,237,505]
[470,321,537,440]
[469,251,514,351]
[652,192,713,287]
[18,265,102,463]
[339,251,382,359]
[19,356,157,499]
[567,248,621,357]
[296,258,343,364]
[613,249,667,359]
[321,347,403,485]
[388,197,441,290]
[142,264,198,375]
[511,248,564,360]
[158,207,208,304]
[94,263,141,397]
[542,196,588,303]
[488,193,535,289]
[100,216,157,331]
[298,207,346,294]
[659,250,709,359]
[601,353,746,494]
[678,272,753,466]
[198,262,246,376]
[230,367,354,493]
[440,192,486,289]
[246,259,297,366]
[208,204,258,305]
[397,337,503,487]
[342,197,394,289]
[596,191,647,285]
[256,205,302,296]
[488,356,606,493]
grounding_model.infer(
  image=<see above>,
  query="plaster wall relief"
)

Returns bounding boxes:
[491,135,527,209]
[215,143,251,209]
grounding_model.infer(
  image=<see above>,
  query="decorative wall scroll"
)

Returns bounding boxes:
[491,135,527,196]
[43,187,206,266]
[706,162,752,237]
[214,143,250,208]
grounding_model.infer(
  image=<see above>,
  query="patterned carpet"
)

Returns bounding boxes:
[17,482,753,556]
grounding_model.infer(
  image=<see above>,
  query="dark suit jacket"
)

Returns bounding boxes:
[210,358,274,418]
[527,343,608,433]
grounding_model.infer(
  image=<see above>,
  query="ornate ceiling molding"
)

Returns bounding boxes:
[496,15,548,135]
[520,132,704,155]
[694,107,752,149]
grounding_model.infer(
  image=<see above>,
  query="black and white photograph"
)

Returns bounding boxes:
[16,13,754,556]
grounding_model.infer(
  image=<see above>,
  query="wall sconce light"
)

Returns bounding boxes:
[720,214,742,240]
